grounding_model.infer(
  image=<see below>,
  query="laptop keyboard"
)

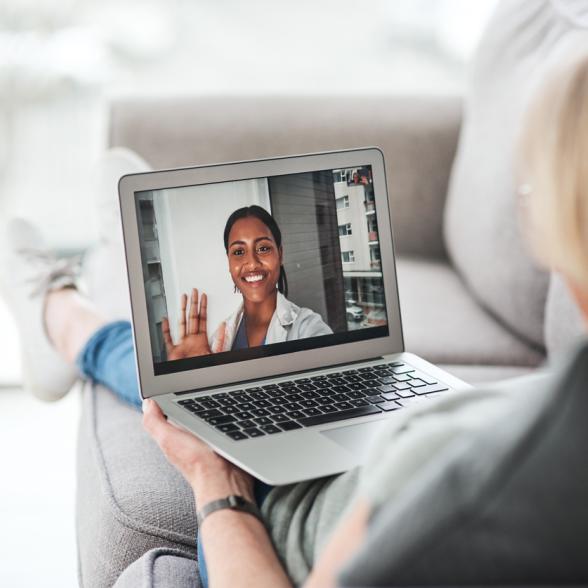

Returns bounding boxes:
[176,362,449,441]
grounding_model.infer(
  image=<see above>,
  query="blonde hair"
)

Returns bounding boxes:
[520,52,588,290]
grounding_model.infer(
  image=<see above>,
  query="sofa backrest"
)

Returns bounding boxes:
[444,0,588,349]
[109,95,461,259]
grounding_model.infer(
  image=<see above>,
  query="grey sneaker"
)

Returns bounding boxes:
[0,218,79,401]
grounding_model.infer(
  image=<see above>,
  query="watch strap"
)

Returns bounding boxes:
[197,495,264,527]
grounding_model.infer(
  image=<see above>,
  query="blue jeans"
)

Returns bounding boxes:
[77,321,273,587]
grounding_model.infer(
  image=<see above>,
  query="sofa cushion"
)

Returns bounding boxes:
[544,273,586,362]
[444,0,588,348]
[339,341,588,586]
[113,548,200,588]
[396,257,544,367]
[76,384,197,588]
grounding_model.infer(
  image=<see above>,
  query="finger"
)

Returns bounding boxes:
[161,317,174,354]
[189,288,199,335]
[213,321,226,353]
[199,292,208,335]
[142,398,170,445]
[179,293,187,339]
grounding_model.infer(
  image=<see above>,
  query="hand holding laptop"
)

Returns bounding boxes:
[161,288,226,360]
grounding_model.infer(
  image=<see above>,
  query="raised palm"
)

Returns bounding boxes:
[162,288,224,361]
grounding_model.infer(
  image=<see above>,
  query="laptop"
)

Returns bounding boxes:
[118,147,469,485]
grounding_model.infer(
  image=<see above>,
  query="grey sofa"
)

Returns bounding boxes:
[76,1,587,586]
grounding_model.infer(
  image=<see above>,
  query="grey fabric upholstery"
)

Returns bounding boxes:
[109,94,461,260]
[544,273,586,362]
[396,258,544,367]
[339,341,588,587]
[444,0,588,348]
[113,548,200,588]
[76,384,197,588]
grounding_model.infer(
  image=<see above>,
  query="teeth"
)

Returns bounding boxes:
[244,274,264,283]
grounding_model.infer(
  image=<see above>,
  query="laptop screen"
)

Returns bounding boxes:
[135,165,389,375]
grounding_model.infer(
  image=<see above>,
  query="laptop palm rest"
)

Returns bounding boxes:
[320,418,389,459]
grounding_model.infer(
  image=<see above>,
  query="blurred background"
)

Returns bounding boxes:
[0,0,496,585]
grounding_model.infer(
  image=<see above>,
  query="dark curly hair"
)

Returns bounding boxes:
[223,205,288,297]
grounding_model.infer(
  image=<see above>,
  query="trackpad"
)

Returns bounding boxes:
[321,419,389,459]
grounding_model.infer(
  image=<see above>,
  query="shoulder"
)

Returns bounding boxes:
[291,305,333,337]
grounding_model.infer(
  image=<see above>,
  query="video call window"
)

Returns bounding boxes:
[135,166,389,375]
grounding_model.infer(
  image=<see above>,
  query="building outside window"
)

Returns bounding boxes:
[338,223,352,236]
[336,195,349,209]
[341,250,355,263]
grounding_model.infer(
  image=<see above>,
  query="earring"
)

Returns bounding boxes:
[234,285,240,294]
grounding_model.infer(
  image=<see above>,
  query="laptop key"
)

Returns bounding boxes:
[302,407,322,416]
[245,387,263,393]
[283,402,302,411]
[251,408,270,417]
[393,382,411,390]
[276,420,302,431]
[390,365,414,374]
[254,417,273,426]
[396,389,415,398]
[217,423,240,433]
[234,411,254,420]
[227,430,248,440]
[319,405,338,413]
[199,409,223,420]
[243,427,265,438]
[410,371,438,385]
[237,419,256,429]
[261,424,281,434]
[262,384,279,390]
[408,379,426,387]
[394,373,412,382]
[178,399,196,405]
[332,393,349,402]
[376,384,396,394]
[366,395,386,404]
[363,379,381,388]
[378,377,395,385]
[222,405,240,415]
[337,401,354,410]
[207,415,236,426]
[184,404,202,413]
[316,397,333,406]
[267,405,285,415]
[381,391,400,401]
[351,399,370,407]
[286,410,306,420]
[413,384,449,396]
[380,400,402,411]
[298,405,381,427]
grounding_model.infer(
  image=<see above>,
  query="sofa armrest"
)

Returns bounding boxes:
[113,548,200,588]
[109,94,461,259]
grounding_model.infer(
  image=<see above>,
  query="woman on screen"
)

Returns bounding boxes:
[161,205,333,361]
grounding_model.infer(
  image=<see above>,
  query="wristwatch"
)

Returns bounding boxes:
[197,495,264,527]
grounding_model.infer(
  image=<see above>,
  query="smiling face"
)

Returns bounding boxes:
[227,216,282,304]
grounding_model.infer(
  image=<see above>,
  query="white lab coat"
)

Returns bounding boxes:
[210,291,332,352]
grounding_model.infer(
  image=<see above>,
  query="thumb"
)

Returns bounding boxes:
[213,322,226,353]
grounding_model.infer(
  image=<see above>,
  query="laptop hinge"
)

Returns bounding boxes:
[174,355,388,396]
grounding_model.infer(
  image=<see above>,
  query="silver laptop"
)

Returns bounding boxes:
[118,147,469,485]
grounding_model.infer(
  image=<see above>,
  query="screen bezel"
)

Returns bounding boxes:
[119,147,405,398]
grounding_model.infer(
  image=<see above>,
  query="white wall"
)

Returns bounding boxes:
[152,179,270,342]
